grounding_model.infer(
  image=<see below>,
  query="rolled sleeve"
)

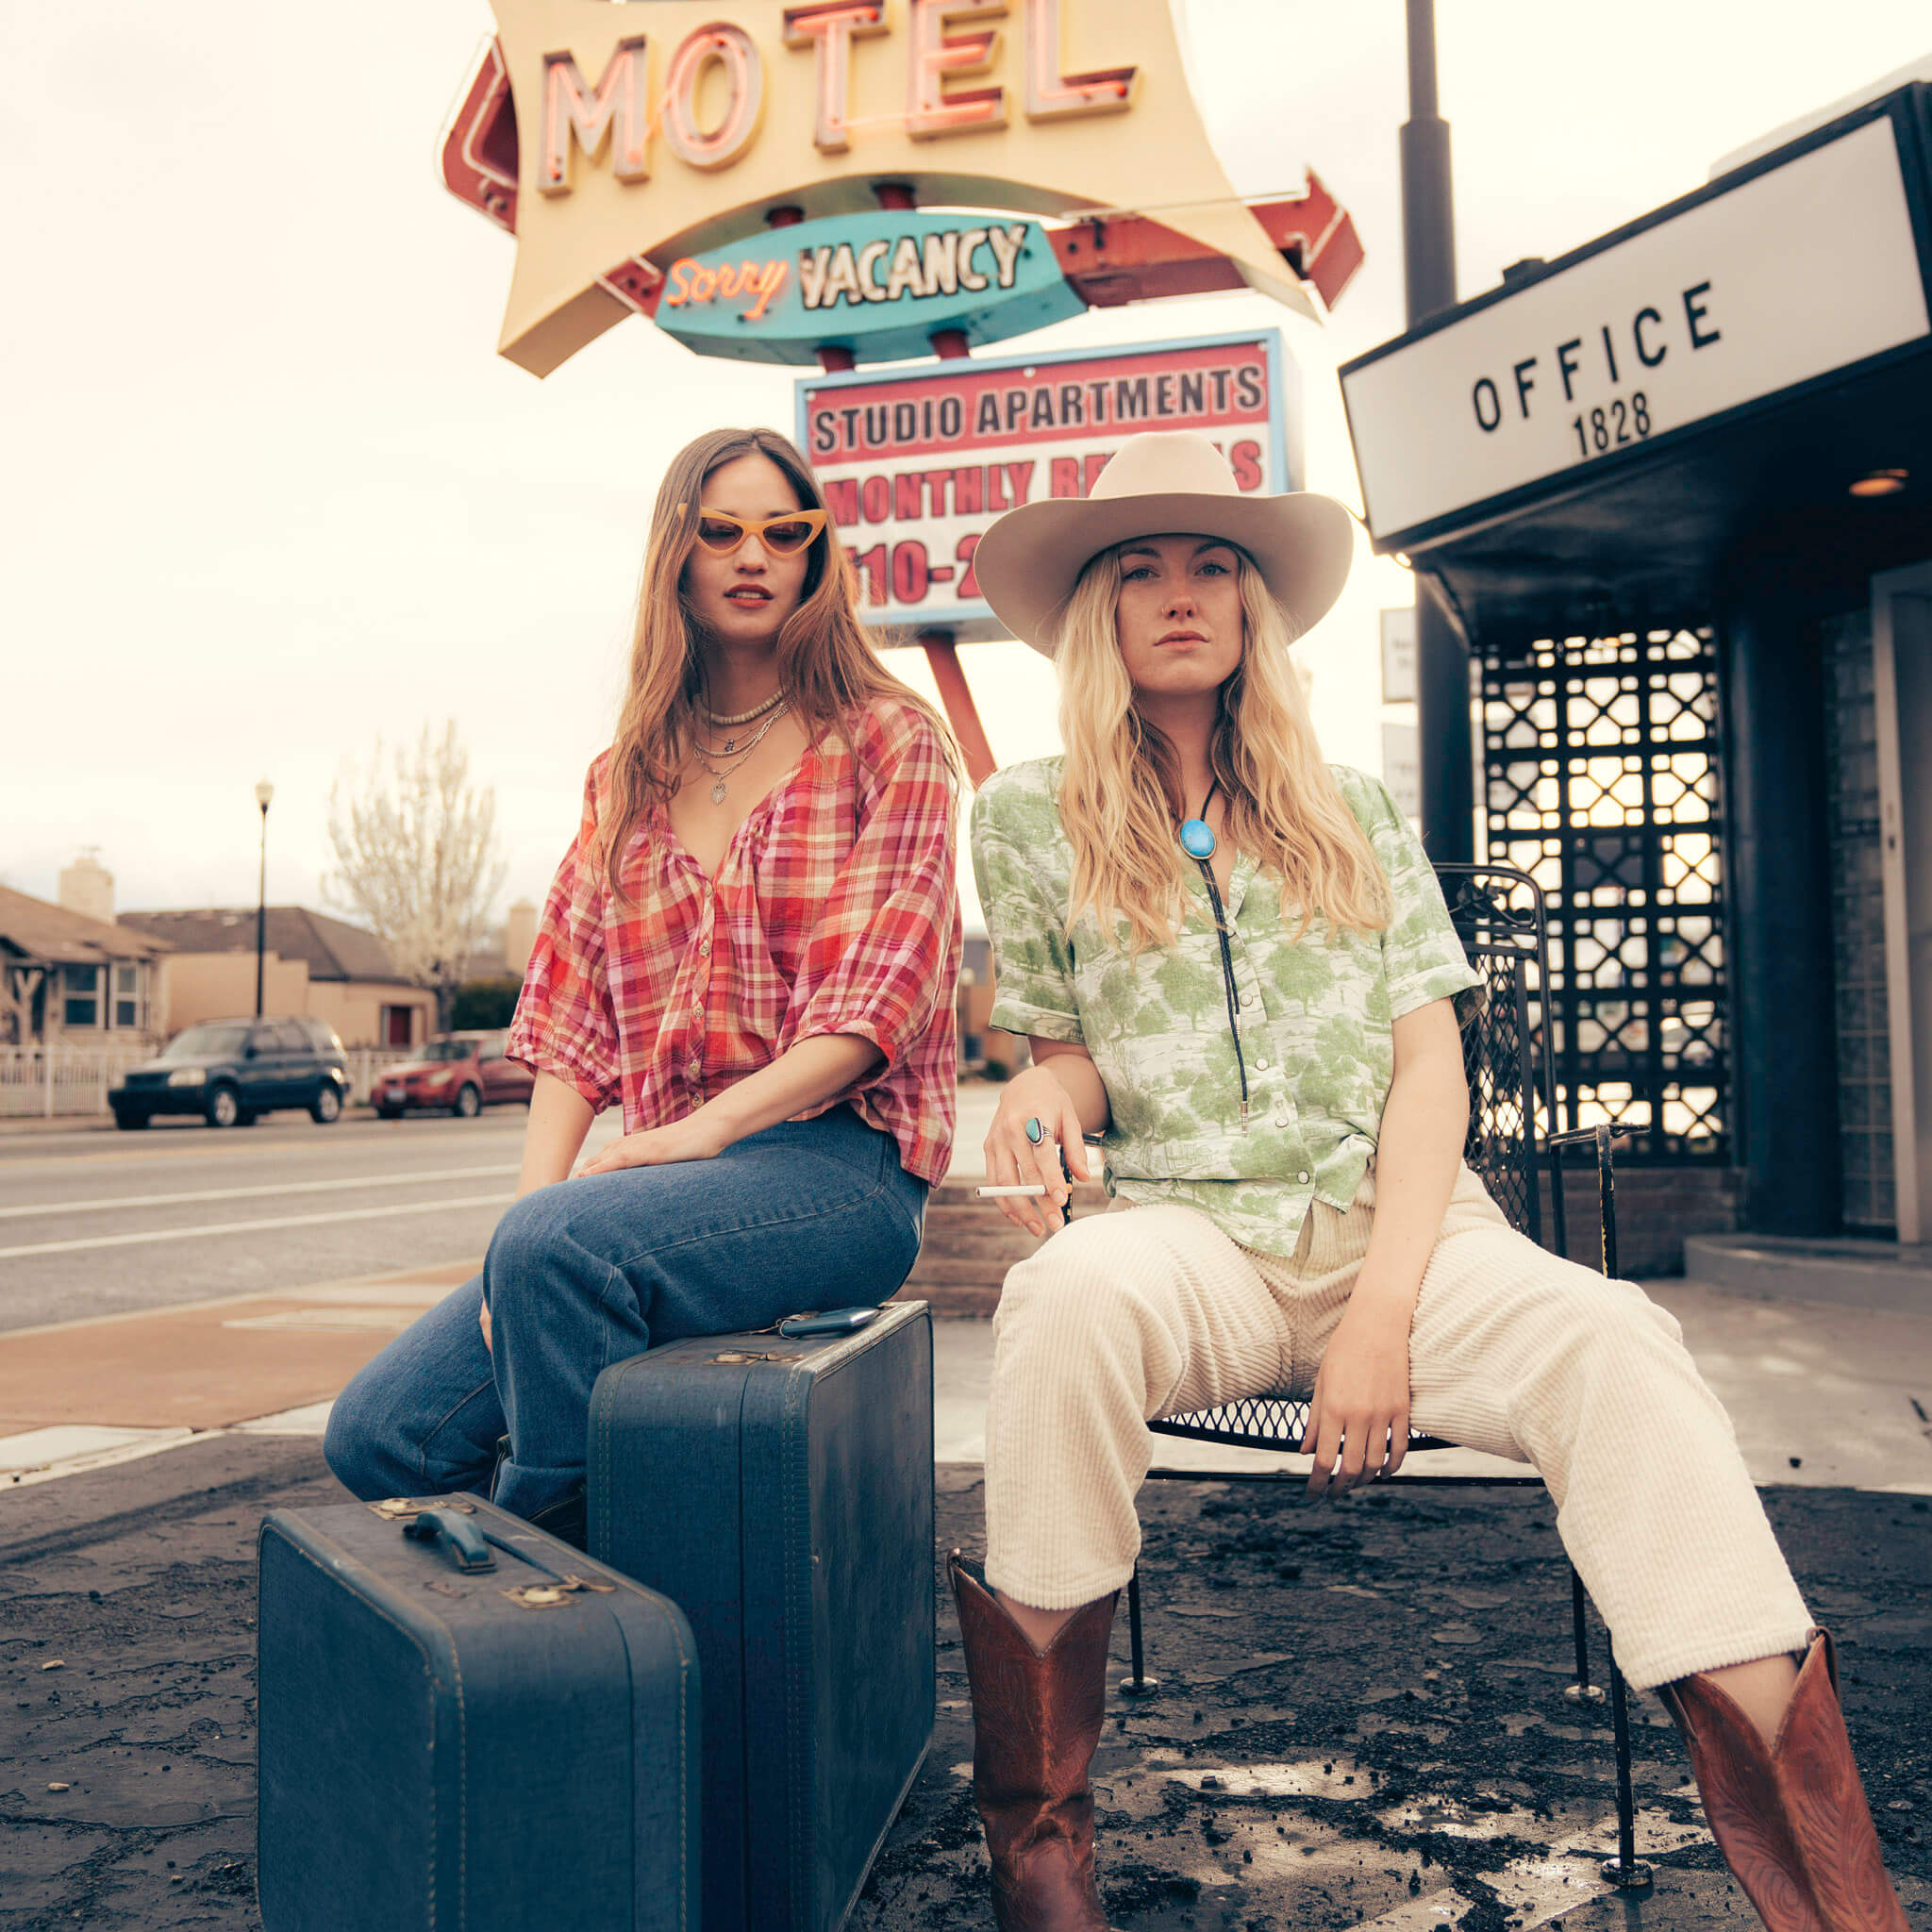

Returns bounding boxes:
[970,774,1084,1044]
[1342,767,1486,1028]
[506,758,623,1111]
[787,710,960,1072]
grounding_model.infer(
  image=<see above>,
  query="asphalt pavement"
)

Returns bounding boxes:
[0,1109,582,1333]
[0,1091,1007,1337]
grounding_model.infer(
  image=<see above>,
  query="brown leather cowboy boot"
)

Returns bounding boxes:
[1660,1629,1907,1932]
[949,1553,1119,1932]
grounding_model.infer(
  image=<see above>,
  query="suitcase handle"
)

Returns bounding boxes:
[403,1510,496,1574]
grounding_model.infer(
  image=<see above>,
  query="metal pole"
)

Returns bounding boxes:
[256,802,269,1018]
[1401,0,1474,862]
[1400,0,1457,323]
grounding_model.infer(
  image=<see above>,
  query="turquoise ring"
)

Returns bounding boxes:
[1024,1116,1044,1144]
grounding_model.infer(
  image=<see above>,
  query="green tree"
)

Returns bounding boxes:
[452,976,523,1029]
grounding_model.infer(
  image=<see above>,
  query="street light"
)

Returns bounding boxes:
[254,778,275,1018]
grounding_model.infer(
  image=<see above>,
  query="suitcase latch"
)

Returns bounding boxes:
[501,1574,618,1610]
[369,1497,476,1522]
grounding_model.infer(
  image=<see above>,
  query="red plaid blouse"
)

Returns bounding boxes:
[507,694,960,1186]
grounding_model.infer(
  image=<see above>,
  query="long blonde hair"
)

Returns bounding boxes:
[602,426,955,898]
[1055,546,1391,952]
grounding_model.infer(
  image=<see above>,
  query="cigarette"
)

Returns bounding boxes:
[974,1184,1050,1199]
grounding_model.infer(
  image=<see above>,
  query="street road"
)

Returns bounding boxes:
[0,1109,620,1333]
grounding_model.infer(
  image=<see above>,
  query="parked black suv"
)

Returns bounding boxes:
[111,1018,351,1129]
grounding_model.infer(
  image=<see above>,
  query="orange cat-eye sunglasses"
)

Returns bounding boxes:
[692,508,829,556]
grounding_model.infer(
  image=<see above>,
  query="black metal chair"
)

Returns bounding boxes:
[1124,861,1651,1890]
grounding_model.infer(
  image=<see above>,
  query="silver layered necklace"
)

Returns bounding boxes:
[692,691,790,805]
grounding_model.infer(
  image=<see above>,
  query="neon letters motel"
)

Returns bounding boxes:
[461,0,1331,375]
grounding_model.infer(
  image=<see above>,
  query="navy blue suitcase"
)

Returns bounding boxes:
[258,1494,700,1932]
[588,1299,935,1932]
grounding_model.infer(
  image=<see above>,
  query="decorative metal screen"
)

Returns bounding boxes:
[1478,625,1727,1162]
[1823,610,1895,1230]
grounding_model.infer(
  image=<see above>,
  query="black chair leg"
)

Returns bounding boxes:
[1118,1562,1158,1697]
[1600,1655,1652,1889]
[1563,1563,1604,1706]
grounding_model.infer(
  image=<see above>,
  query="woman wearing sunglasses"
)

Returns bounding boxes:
[325,426,961,1545]
[947,430,1905,1932]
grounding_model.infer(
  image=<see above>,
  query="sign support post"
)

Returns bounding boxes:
[915,324,997,788]
[1401,0,1474,862]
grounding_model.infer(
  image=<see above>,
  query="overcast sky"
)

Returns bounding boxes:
[5,2,1927,937]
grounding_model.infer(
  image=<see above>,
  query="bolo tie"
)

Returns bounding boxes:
[1180,778,1250,1129]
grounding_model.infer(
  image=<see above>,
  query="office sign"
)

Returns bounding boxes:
[653,211,1083,365]
[445,0,1324,375]
[798,330,1297,639]
[1341,115,1930,547]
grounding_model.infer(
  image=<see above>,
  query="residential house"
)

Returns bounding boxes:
[119,907,436,1049]
[0,885,173,1047]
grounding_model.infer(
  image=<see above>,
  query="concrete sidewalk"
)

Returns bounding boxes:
[6,1251,1932,1497]
[930,1275,1932,1492]
[0,1264,469,1491]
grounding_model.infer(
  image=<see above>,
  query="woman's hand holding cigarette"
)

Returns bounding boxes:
[983,1066,1089,1237]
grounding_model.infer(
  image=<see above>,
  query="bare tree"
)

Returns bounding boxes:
[325,722,508,1030]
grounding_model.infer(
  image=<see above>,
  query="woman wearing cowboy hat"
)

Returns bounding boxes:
[954,429,1906,1932]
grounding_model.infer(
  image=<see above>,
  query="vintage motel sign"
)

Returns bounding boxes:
[443,0,1349,375]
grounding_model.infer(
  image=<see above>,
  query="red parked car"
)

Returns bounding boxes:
[370,1031,534,1120]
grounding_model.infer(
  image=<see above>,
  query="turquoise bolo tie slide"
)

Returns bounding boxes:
[1180,819,1216,859]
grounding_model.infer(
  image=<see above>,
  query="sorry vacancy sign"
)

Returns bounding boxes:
[796,330,1300,641]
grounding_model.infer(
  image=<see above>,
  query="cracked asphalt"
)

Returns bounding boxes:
[1,1446,1927,1930]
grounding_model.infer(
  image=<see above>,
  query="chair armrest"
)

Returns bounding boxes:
[1544,1124,1621,1279]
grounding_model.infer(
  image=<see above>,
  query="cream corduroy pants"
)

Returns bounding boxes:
[983,1164,1813,1692]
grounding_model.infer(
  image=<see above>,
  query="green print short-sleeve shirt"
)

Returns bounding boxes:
[970,758,1483,1257]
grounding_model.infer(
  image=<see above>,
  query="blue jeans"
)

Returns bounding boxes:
[325,1107,927,1519]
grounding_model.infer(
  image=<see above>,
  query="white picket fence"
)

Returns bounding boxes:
[0,1045,148,1118]
[0,1045,417,1119]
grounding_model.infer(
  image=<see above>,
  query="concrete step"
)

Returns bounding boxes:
[1682,1233,1932,1315]
[904,1254,1029,1285]
[889,1280,1000,1318]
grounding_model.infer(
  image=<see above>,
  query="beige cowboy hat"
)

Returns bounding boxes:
[971,430,1357,656]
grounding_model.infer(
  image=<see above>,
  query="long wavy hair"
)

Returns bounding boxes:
[1055,545,1391,953]
[601,426,956,898]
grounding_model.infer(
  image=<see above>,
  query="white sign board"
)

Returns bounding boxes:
[797,330,1298,641]
[1382,722,1421,820]
[1380,607,1417,705]
[1342,116,1930,544]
